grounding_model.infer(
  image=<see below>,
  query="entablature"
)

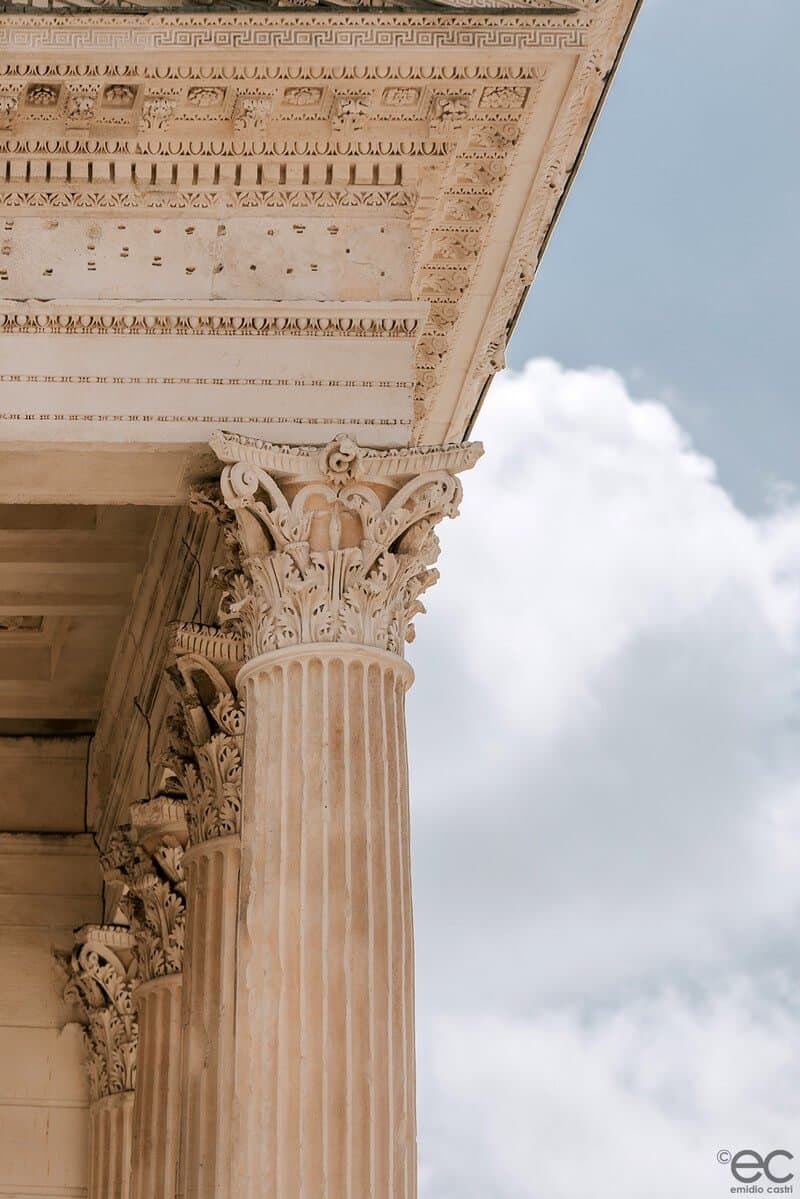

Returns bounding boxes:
[0,0,638,472]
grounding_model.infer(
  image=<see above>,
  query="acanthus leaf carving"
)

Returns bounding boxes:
[162,650,245,845]
[204,432,482,659]
[59,925,138,1104]
[100,797,188,983]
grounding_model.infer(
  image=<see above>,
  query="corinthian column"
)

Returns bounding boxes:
[164,649,244,1199]
[61,925,138,1199]
[210,432,481,1199]
[102,798,187,1199]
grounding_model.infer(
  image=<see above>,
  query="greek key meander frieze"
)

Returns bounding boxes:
[193,432,482,658]
[0,19,589,56]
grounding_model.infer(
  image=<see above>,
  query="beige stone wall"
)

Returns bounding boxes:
[0,833,101,1197]
[0,739,89,832]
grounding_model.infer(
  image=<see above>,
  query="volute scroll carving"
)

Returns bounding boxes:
[162,651,245,845]
[58,925,138,1104]
[100,797,188,983]
[205,432,482,659]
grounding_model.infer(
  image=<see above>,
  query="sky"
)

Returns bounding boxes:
[406,4,800,1196]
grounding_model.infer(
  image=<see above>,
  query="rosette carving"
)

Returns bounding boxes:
[207,432,482,658]
[60,926,138,1103]
[100,798,188,982]
[163,653,245,844]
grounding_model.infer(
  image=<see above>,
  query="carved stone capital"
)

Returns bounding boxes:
[59,925,138,1104]
[206,432,482,659]
[162,649,245,846]
[100,798,188,983]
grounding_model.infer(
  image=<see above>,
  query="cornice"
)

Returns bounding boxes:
[430,0,638,441]
[0,0,639,450]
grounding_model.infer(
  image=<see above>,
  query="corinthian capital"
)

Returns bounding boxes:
[59,925,138,1104]
[162,650,245,845]
[101,798,188,982]
[208,432,482,658]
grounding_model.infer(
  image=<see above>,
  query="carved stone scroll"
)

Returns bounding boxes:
[209,431,482,658]
[159,640,244,1198]
[98,801,188,1199]
[60,925,138,1199]
[101,797,188,983]
[163,651,245,844]
[61,924,138,1104]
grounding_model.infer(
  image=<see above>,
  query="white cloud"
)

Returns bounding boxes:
[406,360,800,1196]
[415,359,800,742]
[420,981,800,1199]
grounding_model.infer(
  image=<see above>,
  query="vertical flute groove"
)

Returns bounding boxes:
[89,1093,134,1199]
[178,837,240,1199]
[364,661,376,1199]
[322,655,330,1199]
[234,647,415,1199]
[131,975,181,1199]
[343,657,353,1199]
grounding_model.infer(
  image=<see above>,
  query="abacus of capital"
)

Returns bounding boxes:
[0,1,640,1194]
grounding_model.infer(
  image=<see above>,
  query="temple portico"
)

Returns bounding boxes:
[0,2,639,1194]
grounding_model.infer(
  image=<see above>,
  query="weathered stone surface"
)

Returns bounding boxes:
[0,1,639,1194]
[0,835,101,1197]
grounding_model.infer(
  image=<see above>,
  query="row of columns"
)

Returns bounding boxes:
[60,432,480,1199]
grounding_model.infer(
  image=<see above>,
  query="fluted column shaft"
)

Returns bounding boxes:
[130,975,181,1199]
[178,835,241,1199]
[233,644,416,1199]
[89,1091,134,1199]
[100,799,186,1199]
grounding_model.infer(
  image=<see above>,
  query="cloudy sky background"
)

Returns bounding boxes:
[406,4,800,1196]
